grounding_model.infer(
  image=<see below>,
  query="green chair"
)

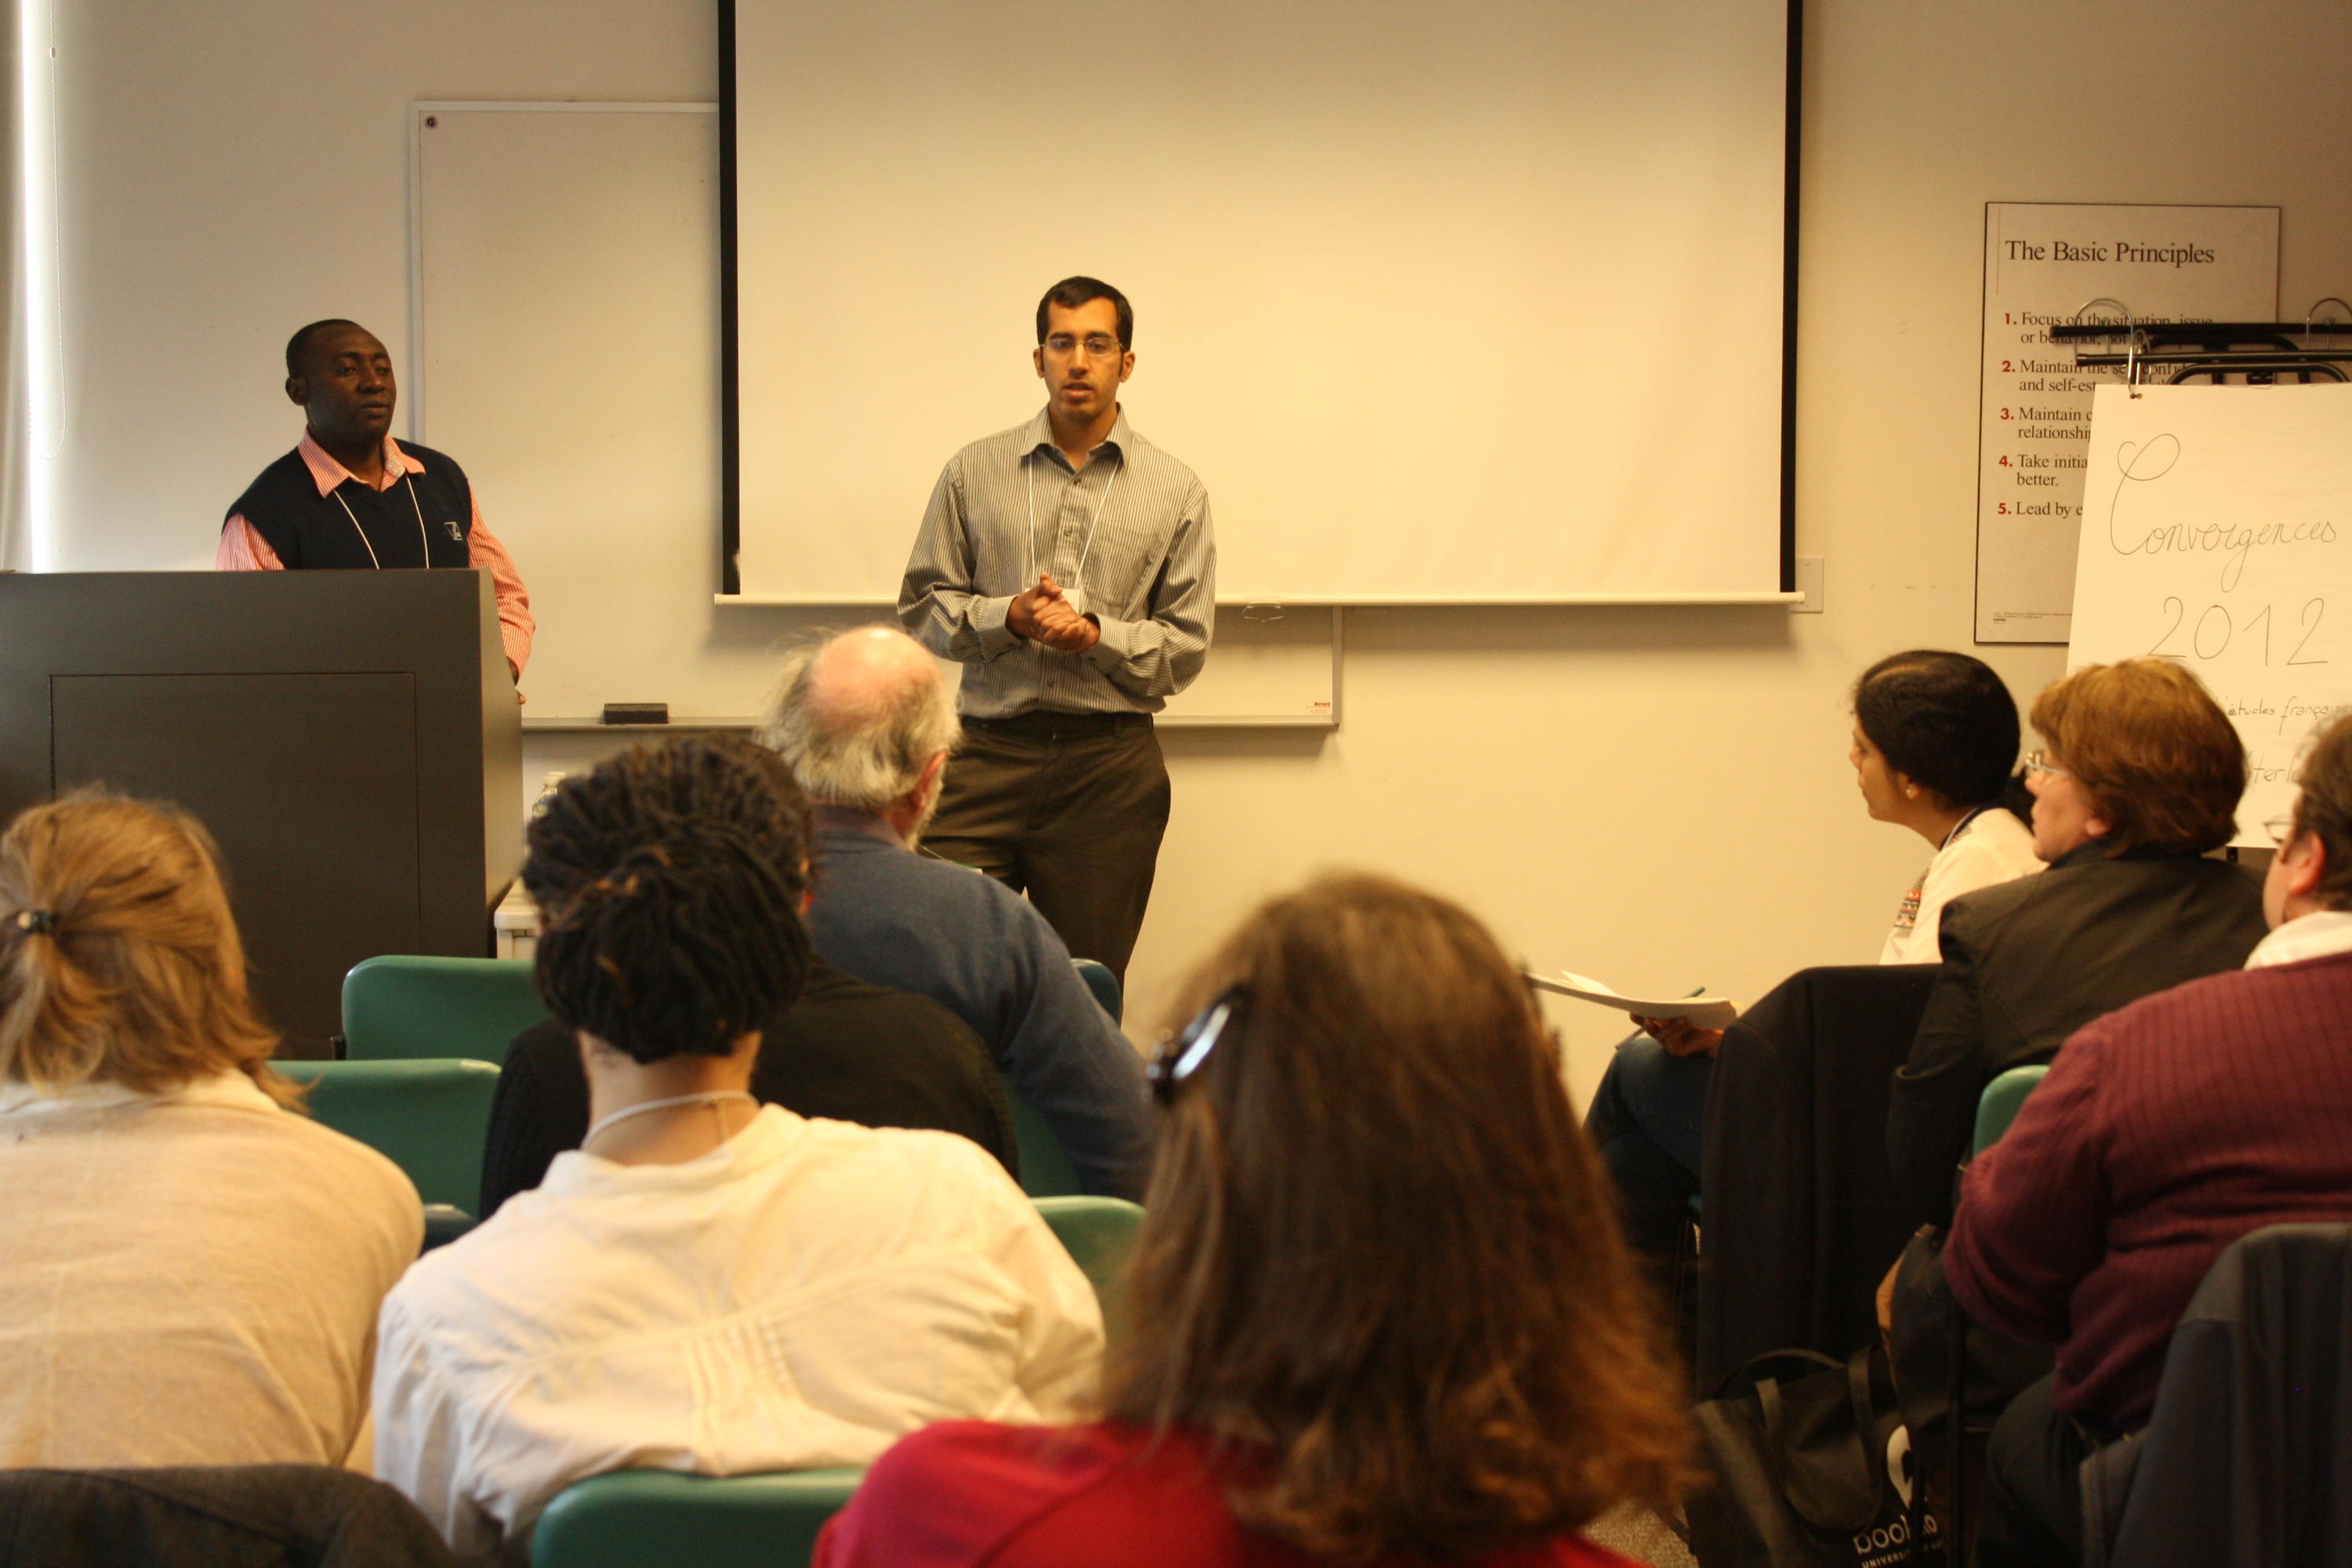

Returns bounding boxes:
[1033,1193,1145,1307]
[1071,957,1122,1023]
[342,954,547,1065]
[1973,1062,2050,1153]
[532,1468,863,1568]
[275,1058,500,1214]
[1003,1076,1084,1198]
[1945,1061,2053,1553]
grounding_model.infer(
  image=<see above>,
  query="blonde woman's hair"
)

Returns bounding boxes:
[0,791,296,1104]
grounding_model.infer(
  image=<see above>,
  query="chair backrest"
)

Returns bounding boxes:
[1071,957,1122,1023]
[1973,1064,2049,1155]
[532,1468,863,1568]
[2089,1223,2352,1568]
[274,1058,500,1213]
[1003,1076,1084,1197]
[1033,1194,1145,1308]
[343,954,547,1065]
[0,1465,462,1567]
[1696,963,1944,1392]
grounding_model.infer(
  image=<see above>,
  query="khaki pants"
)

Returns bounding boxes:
[925,711,1170,985]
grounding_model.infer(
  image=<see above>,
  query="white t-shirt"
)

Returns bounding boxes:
[372,1105,1105,1559]
[0,1069,422,1468]
[1879,808,2044,965]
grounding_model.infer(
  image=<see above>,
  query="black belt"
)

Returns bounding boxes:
[963,710,1152,738]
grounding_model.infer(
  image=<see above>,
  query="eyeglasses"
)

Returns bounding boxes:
[1042,333,1123,361]
[2265,815,2298,848]
[2024,750,2071,780]
[1149,986,1242,1105]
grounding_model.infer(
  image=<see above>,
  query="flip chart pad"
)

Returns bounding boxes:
[2068,383,2352,840]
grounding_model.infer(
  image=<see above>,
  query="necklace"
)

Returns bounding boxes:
[582,1090,757,1151]
[329,470,434,570]
[1939,804,1991,852]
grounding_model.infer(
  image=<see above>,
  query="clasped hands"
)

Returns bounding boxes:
[1008,573,1101,653]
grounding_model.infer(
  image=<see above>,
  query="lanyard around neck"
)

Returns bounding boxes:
[1025,445,1123,597]
[329,470,434,570]
[1939,804,1991,852]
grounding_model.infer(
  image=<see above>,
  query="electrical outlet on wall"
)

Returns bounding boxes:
[1792,557,1825,614]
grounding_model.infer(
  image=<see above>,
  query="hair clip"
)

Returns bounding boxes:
[9,909,57,936]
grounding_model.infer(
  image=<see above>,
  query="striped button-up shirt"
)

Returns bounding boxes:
[899,408,1214,718]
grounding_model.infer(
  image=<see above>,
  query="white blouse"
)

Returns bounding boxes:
[372,1105,1105,1559]
[1880,808,2044,964]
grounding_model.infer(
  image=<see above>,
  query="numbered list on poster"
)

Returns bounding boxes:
[1976,202,2277,644]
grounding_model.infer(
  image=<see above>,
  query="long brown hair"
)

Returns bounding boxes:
[0,791,293,1103]
[1105,873,1693,1562]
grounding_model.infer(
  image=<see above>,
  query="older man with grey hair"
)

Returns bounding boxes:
[766,626,1152,1199]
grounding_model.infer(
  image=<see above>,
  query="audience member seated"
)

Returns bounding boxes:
[0,792,419,1468]
[1943,709,2352,1568]
[814,873,1692,1568]
[765,626,1152,1199]
[1887,657,2266,1228]
[477,735,1015,1216]
[372,736,1105,1559]
[1589,649,2040,1261]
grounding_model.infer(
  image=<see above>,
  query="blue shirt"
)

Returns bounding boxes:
[806,811,1152,1199]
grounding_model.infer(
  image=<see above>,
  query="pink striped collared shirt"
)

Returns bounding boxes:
[216,433,535,679]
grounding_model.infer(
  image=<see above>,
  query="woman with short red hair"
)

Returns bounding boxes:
[1887,657,2267,1226]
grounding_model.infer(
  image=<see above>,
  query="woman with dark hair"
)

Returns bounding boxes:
[476,733,1016,1217]
[1588,650,2042,1262]
[1850,649,2042,964]
[1886,657,2267,1226]
[815,873,1693,1568]
[371,736,1103,1559]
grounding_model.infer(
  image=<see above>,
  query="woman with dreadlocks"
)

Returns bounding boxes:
[371,735,1104,1560]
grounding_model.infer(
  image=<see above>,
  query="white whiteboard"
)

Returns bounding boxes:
[410,103,1337,726]
[731,0,1791,604]
[2068,383,2352,842]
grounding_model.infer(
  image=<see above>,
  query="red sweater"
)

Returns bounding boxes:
[812,1421,1639,1568]
[1944,949,2352,1429]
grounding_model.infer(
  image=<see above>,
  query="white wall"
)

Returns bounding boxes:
[38,0,2352,1101]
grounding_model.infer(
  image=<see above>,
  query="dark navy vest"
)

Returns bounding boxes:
[224,443,474,570]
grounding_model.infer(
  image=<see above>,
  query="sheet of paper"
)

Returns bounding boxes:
[1528,971,1740,1029]
[1975,201,2278,644]
[2069,382,2352,845]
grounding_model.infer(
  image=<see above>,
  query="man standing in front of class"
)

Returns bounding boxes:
[900,278,1214,986]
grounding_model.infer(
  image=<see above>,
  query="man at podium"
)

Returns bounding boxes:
[215,319,535,685]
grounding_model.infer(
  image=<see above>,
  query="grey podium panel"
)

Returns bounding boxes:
[0,572,521,1058]
[52,673,425,1047]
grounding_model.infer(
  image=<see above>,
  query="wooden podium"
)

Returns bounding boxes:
[0,572,522,1055]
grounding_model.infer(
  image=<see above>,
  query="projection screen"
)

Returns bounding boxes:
[726,0,1796,603]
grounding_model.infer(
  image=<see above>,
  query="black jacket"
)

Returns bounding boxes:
[1887,842,2264,1226]
[2083,1223,2352,1568]
[479,958,1017,1217]
[1697,964,1944,1395]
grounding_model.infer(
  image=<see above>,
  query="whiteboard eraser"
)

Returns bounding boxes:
[600,702,670,725]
